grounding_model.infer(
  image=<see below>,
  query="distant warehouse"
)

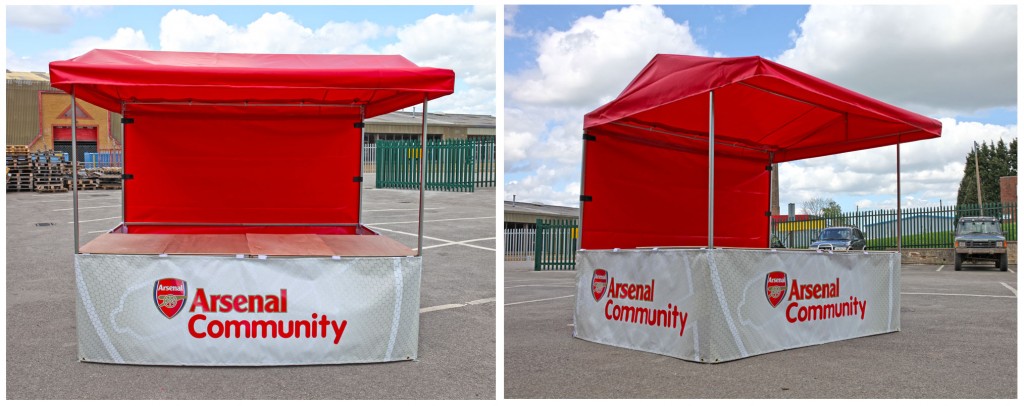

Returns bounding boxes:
[6,70,494,161]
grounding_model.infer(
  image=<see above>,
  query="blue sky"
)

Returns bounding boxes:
[504,4,1018,214]
[5,5,496,114]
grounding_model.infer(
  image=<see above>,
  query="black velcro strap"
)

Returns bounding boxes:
[121,118,134,124]
[353,176,363,183]
[122,174,134,180]
[583,134,596,141]
[580,195,593,202]
[354,122,365,129]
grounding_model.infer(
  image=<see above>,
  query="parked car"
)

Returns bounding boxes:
[953,216,1008,271]
[809,226,867,251]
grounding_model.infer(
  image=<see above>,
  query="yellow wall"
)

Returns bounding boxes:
[33,92,118,152]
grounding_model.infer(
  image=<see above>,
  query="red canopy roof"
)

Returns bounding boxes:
[580,54,942,250]
[49,50,455,230]
[585,54,941,163]
[49,49,455,118]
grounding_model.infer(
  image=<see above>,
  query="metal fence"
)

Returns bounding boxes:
[375,137,496,192]
[773,201,1017,250]
[83,150,122,168]
[534,219,578,270]
[504,228,536,261]
[362,144,376,172]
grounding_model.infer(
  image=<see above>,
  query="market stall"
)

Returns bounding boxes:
[574,54,942,362]
[50,49,454,365]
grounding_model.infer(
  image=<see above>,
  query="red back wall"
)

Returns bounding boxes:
[124,106,361,225]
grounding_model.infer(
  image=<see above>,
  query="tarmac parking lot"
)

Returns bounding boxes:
[6,179,497,399]
[504,260,1017,398]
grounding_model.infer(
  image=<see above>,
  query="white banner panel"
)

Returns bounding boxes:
[76,254,421,366]
[574,249,900,363]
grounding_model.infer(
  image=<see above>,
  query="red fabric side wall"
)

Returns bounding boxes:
[124,109,361,225]
[581,129,769,250]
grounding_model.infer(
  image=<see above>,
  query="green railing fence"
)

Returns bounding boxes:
[773,201,1017,250]
[375,137,495,192]
[535,219,578,270]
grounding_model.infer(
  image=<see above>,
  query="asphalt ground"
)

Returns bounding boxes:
[5,177,497,399]
[504,260,1018,398]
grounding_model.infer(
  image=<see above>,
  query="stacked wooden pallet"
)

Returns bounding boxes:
[6,145,33,192]
[31,151,69,193]
[96,167,123,190]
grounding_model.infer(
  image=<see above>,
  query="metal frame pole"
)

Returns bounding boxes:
[359,105,366,224]
[579,134,588,250]
[71,87,80,253]
[417,95,428,256]
[120,102,127,229]
[768,152,774,248]
[896,136,902,252]
[708,91,715,248]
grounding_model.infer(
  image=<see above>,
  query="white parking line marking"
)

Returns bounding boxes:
[420,237,495,250]
[934,265,943,272]
[370,226,495,251]
[365,216,494,226]
[999,282,1017,296]
[1009,268,1016,274]
[52,205,120,211]
[18,197,119,204]
[68,216,121,224]
[87,230,114,234]
[420,297,495,313]
[364,207,443,212]
[901,292,1015,299]
[506,295,575,306]
[506,284,575,289]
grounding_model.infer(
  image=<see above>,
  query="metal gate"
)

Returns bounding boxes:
[534,219,578,270]
[375,138,495,192]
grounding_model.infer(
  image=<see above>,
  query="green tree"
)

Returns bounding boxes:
[802,197,842,218]
[955,139,1016,215]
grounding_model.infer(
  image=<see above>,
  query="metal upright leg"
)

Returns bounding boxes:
[708,91,715,248]
[417,96,429,256]
[71,87,80,252]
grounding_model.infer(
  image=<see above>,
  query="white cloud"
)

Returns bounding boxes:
[53,27,151,62]
[6,48,38,72]
[779,119,1017,211]
[505,5,708,206]
[6,6,108,33]
[507,4,708,106]
[383,5,496,114]
[505,165,581,207]
[159,10,381,54]
[777,5,1017,117]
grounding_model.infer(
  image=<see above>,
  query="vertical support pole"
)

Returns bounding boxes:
[896,135,902,252]
[359,105,366,224]
[417,95,428,256]
[579,134,588,250]
[767,152,774,248]
[708,90,715,248]
[71,86,80,253]
[120,102,127,229]
[973,142,984,215]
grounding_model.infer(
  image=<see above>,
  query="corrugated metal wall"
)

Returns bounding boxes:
[6,78,123,147]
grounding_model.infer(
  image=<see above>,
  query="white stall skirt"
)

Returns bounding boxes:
[574,248,900,363]
[76,254,421,366]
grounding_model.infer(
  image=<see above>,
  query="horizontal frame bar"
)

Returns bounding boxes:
[124,101,363,108]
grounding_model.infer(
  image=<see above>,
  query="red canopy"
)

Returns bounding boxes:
[49,49,455,118]
[49,49,455,229]
[581,54,942,250]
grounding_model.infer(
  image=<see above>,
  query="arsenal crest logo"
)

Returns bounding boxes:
[154,278,188,319]
[592,269,608,301]
[765,271,788,308]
